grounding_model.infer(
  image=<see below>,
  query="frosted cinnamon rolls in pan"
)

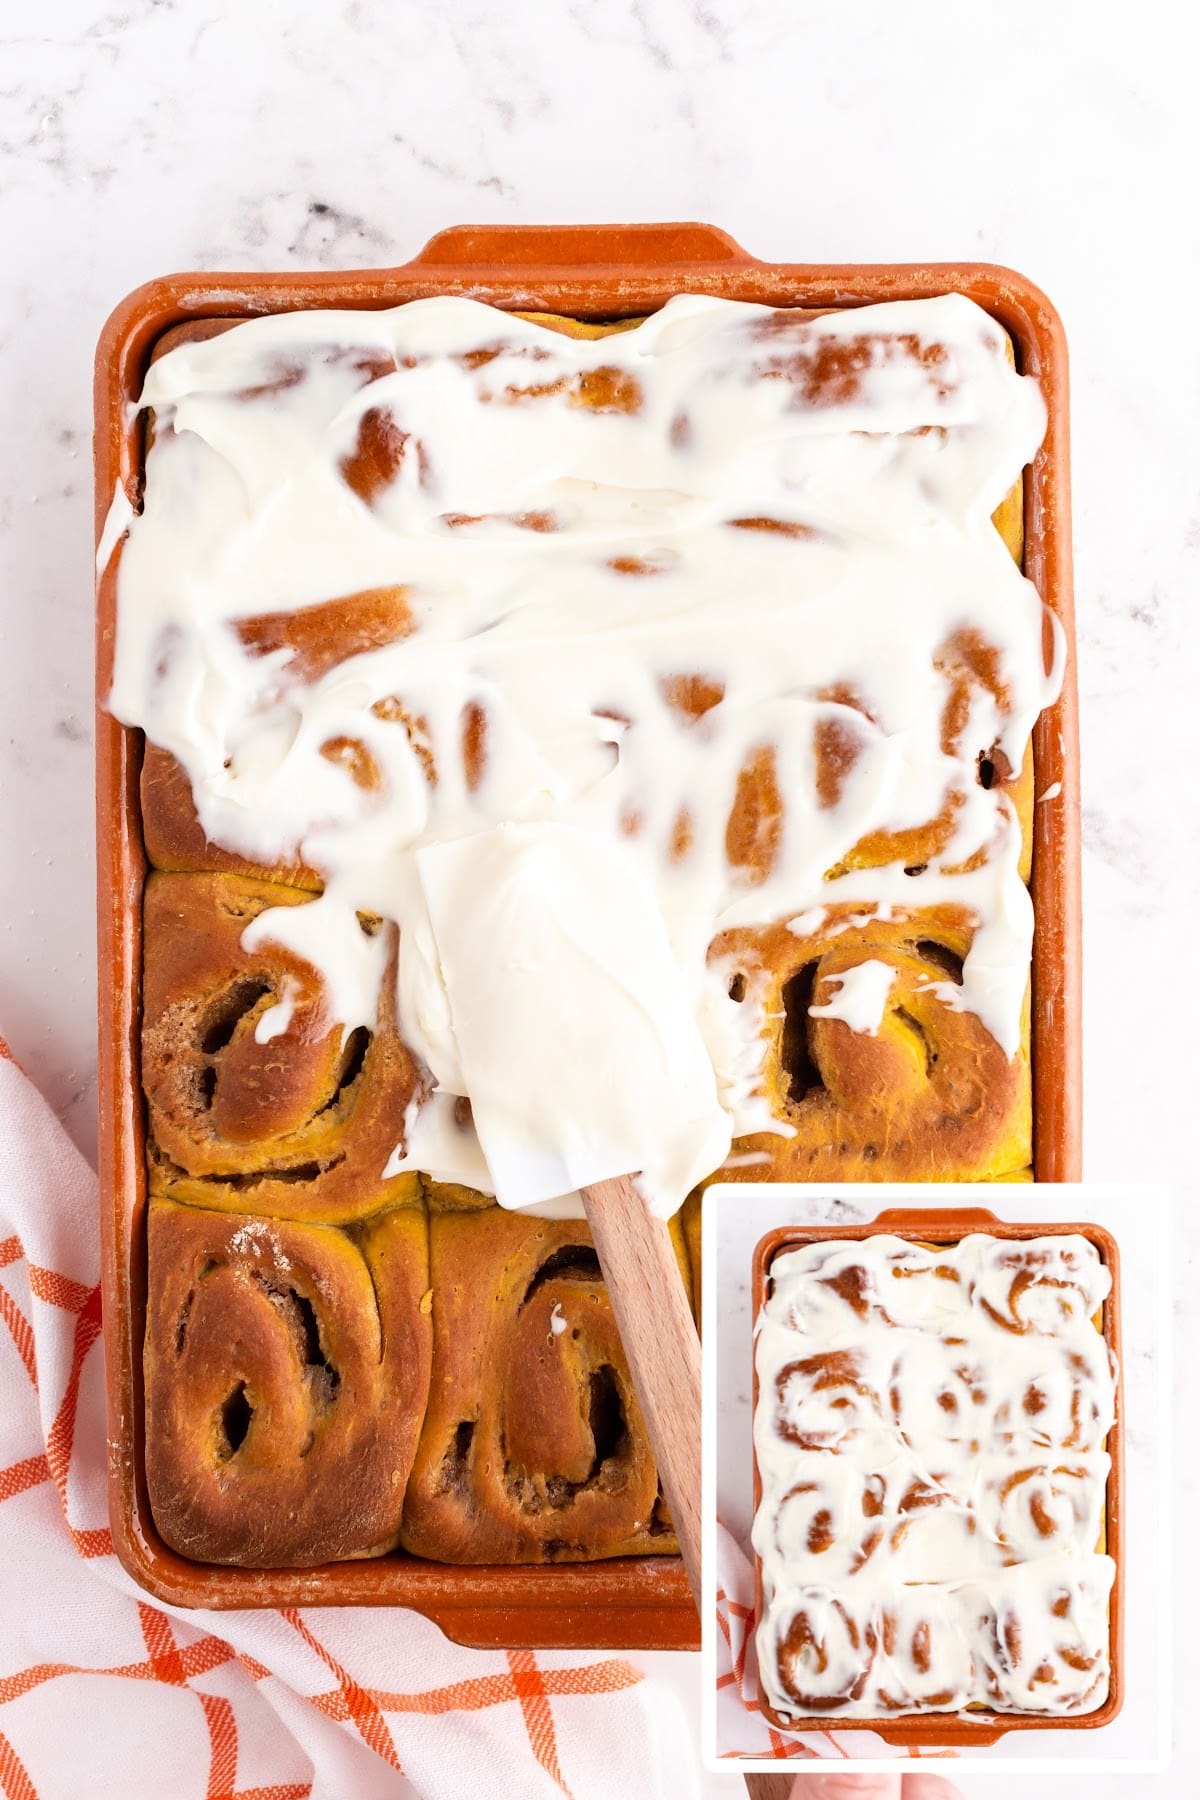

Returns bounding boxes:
[753,1234,1117,1721]
[107,289,1068,1569]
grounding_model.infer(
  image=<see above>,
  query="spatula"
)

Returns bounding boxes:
[417,823,792,1799]
[580,1177,792,1800]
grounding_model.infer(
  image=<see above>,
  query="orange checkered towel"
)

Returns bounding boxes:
[0,1037,701,1799]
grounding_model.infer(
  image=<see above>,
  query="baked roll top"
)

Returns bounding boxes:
[709,904,1030,1182]
[145,1197,431,1566]
[141,871,421,1220]
[400,1206,679,1563]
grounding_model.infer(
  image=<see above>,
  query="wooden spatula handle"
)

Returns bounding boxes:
[581,1181,795,1800]
[581,1176,702,1596]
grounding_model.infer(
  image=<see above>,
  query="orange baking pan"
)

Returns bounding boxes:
[93,223,1080,1640]
[750,1207,1123,1745]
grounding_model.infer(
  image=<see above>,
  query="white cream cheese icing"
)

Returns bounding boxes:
[252,974,300,1045]
[107,292,1060,1215]
[753,1234,1116,1720]
[808,960,896,1035]
[96,480,134,577]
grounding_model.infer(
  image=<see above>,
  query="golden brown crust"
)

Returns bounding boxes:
[144,1197,431,1565]
[513,312,645,339]
[400,1207,678,1563]
[235,583,416,681]
[141,871,422,1221]
[681,1190,703,1326]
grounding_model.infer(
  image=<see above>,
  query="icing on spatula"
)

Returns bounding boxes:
[415,822,731,1217]
[416,821,731,1606]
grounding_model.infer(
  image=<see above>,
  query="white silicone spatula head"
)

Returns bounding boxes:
[415,821,731,1214]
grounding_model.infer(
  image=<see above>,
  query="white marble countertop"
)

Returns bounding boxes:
[0,1,1194,1793]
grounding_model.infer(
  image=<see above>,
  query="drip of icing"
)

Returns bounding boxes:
[96,481,133,575]
[109,292,1060,1216]
[754,1235,1116,1719]
[383,1090,490,1188]
[253,975,300,1044]
[808,960,896,1035]
[698,957,795,1141]
[786,908,827,939]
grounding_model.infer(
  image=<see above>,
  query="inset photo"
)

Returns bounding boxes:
[701,1183,1171,1778]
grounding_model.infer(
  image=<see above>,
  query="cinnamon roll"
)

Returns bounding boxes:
[399,1205,679,1563]
[140,582,418,886]
[144,1196,431,1566]
[711,907,1030,1183]
[141,872,421,1221]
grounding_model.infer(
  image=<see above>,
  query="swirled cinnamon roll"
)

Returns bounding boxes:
[764,1588,883,1714]
[141,872,421,1221]
[970,1554,1115,1713]
[144,1196,431,1565]
[399,1205,679,1562]
[754,1234,1117,1720]
[711,907,1029,1183]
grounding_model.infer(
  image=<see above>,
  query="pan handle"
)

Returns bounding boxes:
[405,220,755,270]
[869,1205,1004,1230]
[876,1717,1008,1748]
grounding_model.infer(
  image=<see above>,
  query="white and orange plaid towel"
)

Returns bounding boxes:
[0,1036,699,1800]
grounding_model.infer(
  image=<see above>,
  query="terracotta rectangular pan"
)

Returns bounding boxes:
[750,1207,1123,1745]
[94,223,1079,1643]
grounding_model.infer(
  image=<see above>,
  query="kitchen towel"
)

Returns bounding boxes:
[0,1036,699,1800]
